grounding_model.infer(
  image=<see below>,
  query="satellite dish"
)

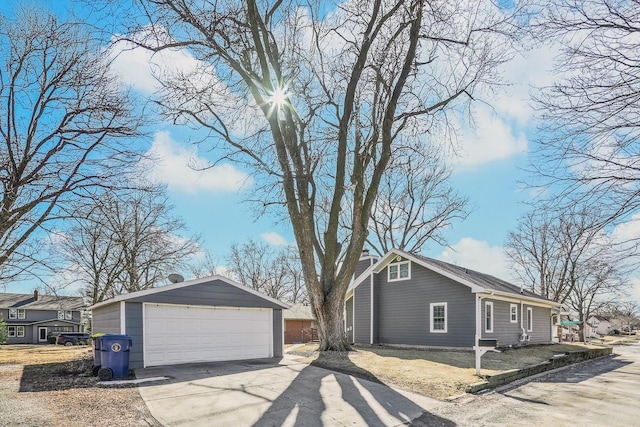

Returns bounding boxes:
[168,273,184,284]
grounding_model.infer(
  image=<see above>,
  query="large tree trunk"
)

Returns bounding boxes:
[311,286,349,352]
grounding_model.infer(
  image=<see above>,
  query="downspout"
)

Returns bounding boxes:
[520,300,526,340]
[475,291,494,376]
[370,271,374,345]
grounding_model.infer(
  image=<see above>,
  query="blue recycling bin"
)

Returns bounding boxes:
[91,333,105,376]
[98,334,132,380]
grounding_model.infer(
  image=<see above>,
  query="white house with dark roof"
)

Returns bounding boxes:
[0,291,85,344]
[345,249,561,349]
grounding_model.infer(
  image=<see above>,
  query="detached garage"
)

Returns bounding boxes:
[90,276,288,368]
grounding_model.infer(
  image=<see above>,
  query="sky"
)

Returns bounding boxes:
[4,1,640,306]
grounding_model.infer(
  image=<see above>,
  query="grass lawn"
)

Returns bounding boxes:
[288,342,606,400]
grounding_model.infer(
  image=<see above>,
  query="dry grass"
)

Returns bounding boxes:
[0,344,159,426]
[289,343,606,400]
[0,344,90,365]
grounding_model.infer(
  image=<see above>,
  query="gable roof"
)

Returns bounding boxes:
[349,249,559,307]
[0,293,84,311]
[284,303,315,320]
[89,275,289,310]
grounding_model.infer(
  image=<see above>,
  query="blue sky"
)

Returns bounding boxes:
[4,1,640,305]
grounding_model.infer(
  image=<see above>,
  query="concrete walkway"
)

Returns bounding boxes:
[135,355,445,426]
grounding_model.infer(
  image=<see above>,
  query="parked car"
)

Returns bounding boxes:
[56,332,91,346]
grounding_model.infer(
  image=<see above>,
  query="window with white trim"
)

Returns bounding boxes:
[16,326,25,337]
[485,301,493,333]
[17,309,25,319]
[9,308,17,319]
[510,304,518,323]
[58,310,65,320]
[527,307,533,332]
[430,302,447,333]
[388,260,411,281]
[7,326,16,337]
[65,311,73,320]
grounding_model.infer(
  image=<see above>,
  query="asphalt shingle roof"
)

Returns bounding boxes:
[0,293,84,311]
[410,253,552,301]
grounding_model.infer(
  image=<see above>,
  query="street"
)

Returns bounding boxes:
[416,341,640,426]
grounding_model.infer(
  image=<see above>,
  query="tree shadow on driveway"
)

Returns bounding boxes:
[252,352,456,426]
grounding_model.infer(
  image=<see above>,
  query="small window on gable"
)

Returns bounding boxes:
[527,307,533,332]
[388,260,410,282]
[510,304,518,323]
[485,301,493,333]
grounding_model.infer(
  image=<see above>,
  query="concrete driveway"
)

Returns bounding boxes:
[135,355,448,426]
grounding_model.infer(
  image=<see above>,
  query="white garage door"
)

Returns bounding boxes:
[144,304,273,367]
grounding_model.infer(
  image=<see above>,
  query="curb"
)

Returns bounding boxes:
[466,347,613,393]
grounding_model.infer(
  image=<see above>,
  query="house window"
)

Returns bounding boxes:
[17,309,25,319]
[430,302,447,333]
[527,307,533,332]
[65,311,73,320]
[388,260,411,282]
[7,326,16,337]
[58,310,65,320]
[485,301,493,333]
[510,304,518,323]
[16,326,25,337]
[9,308,17,319]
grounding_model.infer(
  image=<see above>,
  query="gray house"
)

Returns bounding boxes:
[90,275,289,369]
[0,291,84,344]
[346,249,560,348]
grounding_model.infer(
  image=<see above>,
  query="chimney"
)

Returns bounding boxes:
[361,248,370,258]
[354,248,377,280]
[33,290,39,300]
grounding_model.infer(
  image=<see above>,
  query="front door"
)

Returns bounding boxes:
[38,327,48,343]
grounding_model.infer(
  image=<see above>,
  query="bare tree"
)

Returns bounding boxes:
[189,251,220,279]
[0,8,142,286]
[532,0,640,227]
[367,143,468,255]
[113,0,524,350]
[226,240,307,304]
[507,204,631,339]
[57,187,200,304]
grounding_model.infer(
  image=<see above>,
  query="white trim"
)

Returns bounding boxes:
[7,326,16,337]
[38,326,48,342]
[89,274,289,310]
[485,301,493,333]
[387,260,411,282]
[527,307,533,332]
[16,325,25,337]
[17,309,26,320]
[429,302,447,333]
[142,303,147,368]
[270,308,274,357]
[510,304,518,323]
[8,308,17,319]
[120,301,126,335]
[370,272,374,344]
[352,293,355,341]
[477,290,560,308]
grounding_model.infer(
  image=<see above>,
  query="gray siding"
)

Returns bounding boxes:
[481,299,552,346]
[273,309,283,358]
[125,303,144,369]
[355,256,377,280]
[1,308,80,323]
[377,261,476,347]
[126,280,283,309]
[529,304,552,343]
[353,279,371,344]
[345,296,354,343]
[92,303,121,335]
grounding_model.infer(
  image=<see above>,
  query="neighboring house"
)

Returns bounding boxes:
[90,275,289,369]
[0,291,85,344]
[284,303,317,344]
[345,249,561,349]
[586,315,611,336]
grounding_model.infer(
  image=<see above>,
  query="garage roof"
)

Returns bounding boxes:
[89,275,289,310]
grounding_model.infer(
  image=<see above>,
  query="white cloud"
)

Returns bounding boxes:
[261,232,289,247]
[438,237,512,282]
[451,106,528,168]
[142,131,252,193]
